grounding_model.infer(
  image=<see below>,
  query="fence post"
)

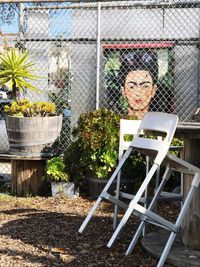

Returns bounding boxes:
[96,1,101,110]
[18,3,25,40]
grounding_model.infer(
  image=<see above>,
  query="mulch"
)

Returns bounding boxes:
[0,196,178,267]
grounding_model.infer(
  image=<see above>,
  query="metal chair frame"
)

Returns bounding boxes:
[79,112,199,267]
[114,118,183,230]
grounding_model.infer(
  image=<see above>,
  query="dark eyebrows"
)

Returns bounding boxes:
[127,81,137,85]
[127,81,153,86]
[139,81,153,85]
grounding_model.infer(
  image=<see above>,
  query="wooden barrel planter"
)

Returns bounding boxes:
[5,115,63,156]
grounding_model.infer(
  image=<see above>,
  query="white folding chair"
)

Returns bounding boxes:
[113,119,183,231]
[105,112,200,267]
[79,112,198,267]
[79,112,177,234]
[113,119,146,230]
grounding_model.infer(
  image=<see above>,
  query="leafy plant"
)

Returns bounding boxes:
[4,99,56,117]
[0,48,42,100]
[46,156,70,182]
[64,109,121,179]
[64,109,184,196]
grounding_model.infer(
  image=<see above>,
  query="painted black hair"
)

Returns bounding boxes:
[118,49,173,114]
[119,50,158,86]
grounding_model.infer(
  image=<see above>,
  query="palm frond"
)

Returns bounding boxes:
[15,70,43,80]
[0,56,12,69]
[17,77,41,93]
[0,69,14,77]
[0,77,11,85]
[20,62,36,69]
[16,50,29,67]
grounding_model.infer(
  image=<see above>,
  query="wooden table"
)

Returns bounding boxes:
[0,152,51,197]
[176,122,200,250]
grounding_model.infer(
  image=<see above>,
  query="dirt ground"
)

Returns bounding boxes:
[0,195,177,267]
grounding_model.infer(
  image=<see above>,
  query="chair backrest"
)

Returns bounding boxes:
[131,112,179,165]
[119,119,141,159]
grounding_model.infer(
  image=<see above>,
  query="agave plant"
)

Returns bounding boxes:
[0,48,42,100]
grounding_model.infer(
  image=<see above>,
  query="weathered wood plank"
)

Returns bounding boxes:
[11,159,46,196]
[0,152,51,160]
[182,138,200,249]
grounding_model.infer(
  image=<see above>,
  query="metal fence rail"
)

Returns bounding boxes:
[0,0,200,180]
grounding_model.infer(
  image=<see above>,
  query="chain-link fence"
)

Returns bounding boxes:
[0,0,200,180]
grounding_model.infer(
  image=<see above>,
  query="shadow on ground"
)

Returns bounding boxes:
[0,204,163,267]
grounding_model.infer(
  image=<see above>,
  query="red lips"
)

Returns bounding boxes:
[135,100,142,104]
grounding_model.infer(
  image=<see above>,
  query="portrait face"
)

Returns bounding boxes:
[122,70,157,117]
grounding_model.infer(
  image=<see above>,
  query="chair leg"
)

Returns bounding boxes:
[126,221,145,255]
[142,156,150,236]
[157,232,176,267]
[126,167,172,255]
[114,155,151,232]
[157,173,200,267]
[113,171,121,230]
[155,166,161,190]
[153,165,161,212]
[79,146,133,234]
[114,155,151,231]
[107,163,159,248]
[78,196,103,233]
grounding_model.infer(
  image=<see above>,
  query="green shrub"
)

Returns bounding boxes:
[64,109,121,180]
[46,156,70,182]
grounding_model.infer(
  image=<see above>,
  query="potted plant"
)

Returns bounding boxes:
[0,48,41,99]
[0,48,62,156]
[46,156,76,197]
[64,109,134,198]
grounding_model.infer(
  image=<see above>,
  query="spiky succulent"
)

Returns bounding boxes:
[0,48,42,99]
[4,100,56,117]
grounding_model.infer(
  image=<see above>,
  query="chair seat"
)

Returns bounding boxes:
[133,147,200,174]
[164,153,200,174]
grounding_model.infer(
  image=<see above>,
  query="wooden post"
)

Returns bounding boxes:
[182,138,200,249]
[11,159,46,197]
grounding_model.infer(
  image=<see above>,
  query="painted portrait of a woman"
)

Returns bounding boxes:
[104,48,173,119]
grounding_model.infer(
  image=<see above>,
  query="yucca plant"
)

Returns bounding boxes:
[0,48,42,100]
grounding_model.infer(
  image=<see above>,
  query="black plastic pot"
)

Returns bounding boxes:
[86,176,134,199]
